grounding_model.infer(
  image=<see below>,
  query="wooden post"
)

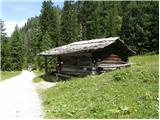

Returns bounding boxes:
[57,56,62,73]
[92,60,97,75]
[92,66,97,75]
[44,56,48,75]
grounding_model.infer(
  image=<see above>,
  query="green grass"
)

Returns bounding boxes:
[40,55,159,119]
[0,71,21,81]
[33,70,45,83]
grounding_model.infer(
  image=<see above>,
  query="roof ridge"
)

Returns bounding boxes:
[38,37,132,56]
[70,37,119,45]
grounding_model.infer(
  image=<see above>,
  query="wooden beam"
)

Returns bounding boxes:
[55,73,71,78]
[98,63,131,68]
[92,66,97,75]
[44,56,48,75]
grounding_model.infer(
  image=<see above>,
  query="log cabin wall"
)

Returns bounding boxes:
[58,41,132,75]
[59,52,93,75]
[92,41,130,70]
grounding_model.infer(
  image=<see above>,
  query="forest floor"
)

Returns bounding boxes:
[0,70,43,118]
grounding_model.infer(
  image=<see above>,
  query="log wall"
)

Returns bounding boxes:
[57,41,131,75]
[92,41,129,71]
[59,53,92,75]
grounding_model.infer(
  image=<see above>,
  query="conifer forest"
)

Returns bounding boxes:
[1,1,159,71]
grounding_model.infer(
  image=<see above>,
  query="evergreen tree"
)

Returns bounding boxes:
[10,25,24,70]
[23,17,42,68]
[0,20,7,38]
[1,20,12,71]
[98,1,110,38]
[110,1,122,36]
[40,0,60,49]
[41,31,52,51]
[146,1,159,53]
[80,1,101,39]
[2,1,158,71]
[121,1,159,54]
[99,1,122,37]
[60,1,79,44]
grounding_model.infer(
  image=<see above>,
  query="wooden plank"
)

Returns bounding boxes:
[104,57,122,61]
[60,71,90,75]
[98,63,131,68]
[61,64,92,68]
[103,68,117,70]
[55,73,71,78]
[44,56,48,74]
[61,67,89,73]
[109,54,120,57]
[97,60,127,64]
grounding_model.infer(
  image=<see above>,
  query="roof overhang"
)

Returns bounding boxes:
[38,37,135,56]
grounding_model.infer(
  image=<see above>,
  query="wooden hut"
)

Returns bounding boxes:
[38,37,135,76]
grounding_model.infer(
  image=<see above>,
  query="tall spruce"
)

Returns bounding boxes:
[146,1,159,53]
[100,1,121,37]
[1,20,12,71]
[2,1,159,71]
[10,25,24,70]
[60,1,79,44]
[40,0,60,50]
[80,1,101,39]
[121,1,159,54]
[110,1,122,36]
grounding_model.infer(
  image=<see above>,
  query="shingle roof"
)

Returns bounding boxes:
[38,37,135,56]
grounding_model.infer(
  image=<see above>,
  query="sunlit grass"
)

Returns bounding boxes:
[40,55,159,119]
[0,71,21,81]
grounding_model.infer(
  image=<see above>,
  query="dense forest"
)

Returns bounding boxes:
[1,1,159,71]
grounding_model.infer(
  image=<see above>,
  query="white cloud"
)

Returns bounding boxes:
[4,20,27,37]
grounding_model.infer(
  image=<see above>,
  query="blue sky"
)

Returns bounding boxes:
[1,0,64,36]
[2,1,42,21]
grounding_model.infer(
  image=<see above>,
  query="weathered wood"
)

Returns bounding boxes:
[61,71,91,75]
[102,68,117,71]
[39,37,135,76]
[103,57,122,61]
[39,37,135,56]
[97,60,127,64]
[61,67,90,73]
[55,73,71,78]
[92,66,97,75]
[61,65,92,69]
[44,56,48,74]
[98,63,131,69]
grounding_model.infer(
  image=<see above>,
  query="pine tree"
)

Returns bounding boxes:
[121,1,159,54]
[41,31,52,51]
[0,19,7,38]
[99,1,122,37]
[10,25,24,70]
[1,20,12,71]
[60,1,79,44]
[98,1,110,38]
[40,0,60,49]
[80,1,101,39]
[23,17,42,68]
[111,2,122,36]
[146,1,159,53]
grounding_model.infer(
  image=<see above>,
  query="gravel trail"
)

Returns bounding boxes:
[0,70,43,118]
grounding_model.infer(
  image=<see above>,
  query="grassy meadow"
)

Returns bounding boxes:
[0,71,21,81]
[39,55,159,119]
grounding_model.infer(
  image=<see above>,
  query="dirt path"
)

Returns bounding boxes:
[0,70,43,118]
